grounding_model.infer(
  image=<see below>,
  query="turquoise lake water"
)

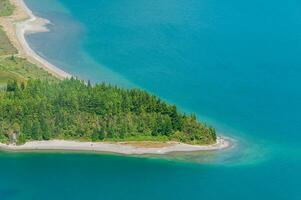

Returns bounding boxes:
[1,0,300,199]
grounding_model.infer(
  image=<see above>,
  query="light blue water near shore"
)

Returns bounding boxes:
[1,0,300,199]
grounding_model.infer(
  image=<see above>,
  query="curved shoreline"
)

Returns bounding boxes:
[16,0,72,79]
[0,137,232,155]
[0,1,234,155]
[3,0,72,79]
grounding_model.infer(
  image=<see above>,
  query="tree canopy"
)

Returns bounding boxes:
[0,78,216,145]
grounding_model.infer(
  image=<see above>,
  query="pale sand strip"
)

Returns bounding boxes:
[0,137,232,155]
[0,0,72,79]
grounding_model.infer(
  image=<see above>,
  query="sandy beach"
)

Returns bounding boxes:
[0,0,71,79]
[0,137,232,155]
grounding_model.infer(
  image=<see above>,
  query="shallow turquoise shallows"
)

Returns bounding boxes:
[1,0,300,199]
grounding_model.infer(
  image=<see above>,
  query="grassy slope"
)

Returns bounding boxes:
[0,57,58,82]
[0,34,57,87]
[0,28,17,56]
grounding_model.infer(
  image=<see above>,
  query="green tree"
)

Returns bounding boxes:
[6,80,18,92]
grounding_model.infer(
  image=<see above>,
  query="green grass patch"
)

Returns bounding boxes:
[0,28,17,56]
[0,71,23,85]
[0,56,58,83]
[0,0,14,17]
[0,70,26,91]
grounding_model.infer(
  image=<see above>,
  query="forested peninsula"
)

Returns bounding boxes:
[0,79,216,145]
[0,0,217,147]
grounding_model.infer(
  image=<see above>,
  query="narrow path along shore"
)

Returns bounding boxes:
[0,0,72,79]
[0,137,232,155]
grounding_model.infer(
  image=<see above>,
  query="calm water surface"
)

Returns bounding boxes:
[1,0,300,199]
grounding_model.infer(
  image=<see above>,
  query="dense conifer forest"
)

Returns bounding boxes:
[0,78,216,145]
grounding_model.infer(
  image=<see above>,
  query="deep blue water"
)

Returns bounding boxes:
[1,0,300,199]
